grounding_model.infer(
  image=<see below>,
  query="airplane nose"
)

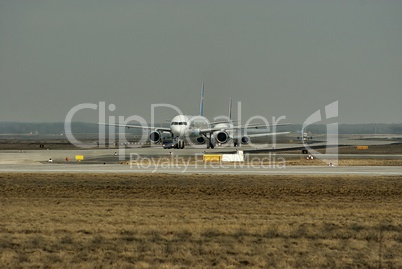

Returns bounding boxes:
[171,125,183,136]
[171,126,179,136]
[178,126,185,136]
[175,126,186,137]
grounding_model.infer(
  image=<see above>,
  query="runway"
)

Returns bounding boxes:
[0,163,401,176]
[0,144,401,176]
[1,147,402,162]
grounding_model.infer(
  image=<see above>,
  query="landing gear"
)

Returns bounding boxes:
[207,141,215,149]
[206,133,215,149]
[175,140,185,149]
[233,139,239,147]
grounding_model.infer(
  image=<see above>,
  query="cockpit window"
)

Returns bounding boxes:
[171,121,187,126]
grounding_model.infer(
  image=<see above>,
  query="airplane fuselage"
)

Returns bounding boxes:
[170,114,209,139]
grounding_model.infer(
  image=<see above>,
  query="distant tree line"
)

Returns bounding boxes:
[289,123,402,135]
[0,122,401,135]
[0,122,96,134]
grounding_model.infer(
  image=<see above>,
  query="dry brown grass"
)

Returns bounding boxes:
[0,173,401,268]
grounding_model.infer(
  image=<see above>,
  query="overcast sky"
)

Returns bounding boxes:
[0,0,401,124]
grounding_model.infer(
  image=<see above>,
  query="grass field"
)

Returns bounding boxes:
[0,173,401,268]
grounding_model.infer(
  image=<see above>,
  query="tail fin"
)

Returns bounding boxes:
[199,82,204,116]
[228,97,232,120]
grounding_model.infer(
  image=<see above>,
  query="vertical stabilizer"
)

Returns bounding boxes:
[228,97,232,120]
[199,82,204,116]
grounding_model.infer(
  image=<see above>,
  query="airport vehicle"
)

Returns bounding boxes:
[99,83,288,149]
[162,140,176,149]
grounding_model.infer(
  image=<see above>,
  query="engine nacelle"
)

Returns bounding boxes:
[215,131,229,144]
[196,136,206,144]
[149,131,162,143]
[241,136,250,144]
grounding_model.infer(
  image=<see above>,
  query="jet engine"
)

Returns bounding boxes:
[215,131,229,144]
[241,136,250,144]
[196,136,206,144]
[149,131,162,143]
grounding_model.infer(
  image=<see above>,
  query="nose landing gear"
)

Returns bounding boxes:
[174,140,185,149]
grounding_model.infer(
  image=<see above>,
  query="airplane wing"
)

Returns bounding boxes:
[199,123,291,134]
[232,123,291,129]
[236,131,290,138]
[198,124,290,136]
[210,120,238,125]
[98,123,171,133]
[197,127,223,134]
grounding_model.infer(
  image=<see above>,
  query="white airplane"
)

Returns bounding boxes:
[297,129,314,141]
[99,83,289,149]
[206,98,290,148]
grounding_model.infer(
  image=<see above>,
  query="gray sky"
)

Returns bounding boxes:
[0,0,401,124]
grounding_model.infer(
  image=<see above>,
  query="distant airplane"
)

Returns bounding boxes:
[297,130,314,141]
[99,83,288,149]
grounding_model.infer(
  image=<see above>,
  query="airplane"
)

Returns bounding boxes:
[99,83,289,149]
[297,129,314,141]
[206,98,290,148]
